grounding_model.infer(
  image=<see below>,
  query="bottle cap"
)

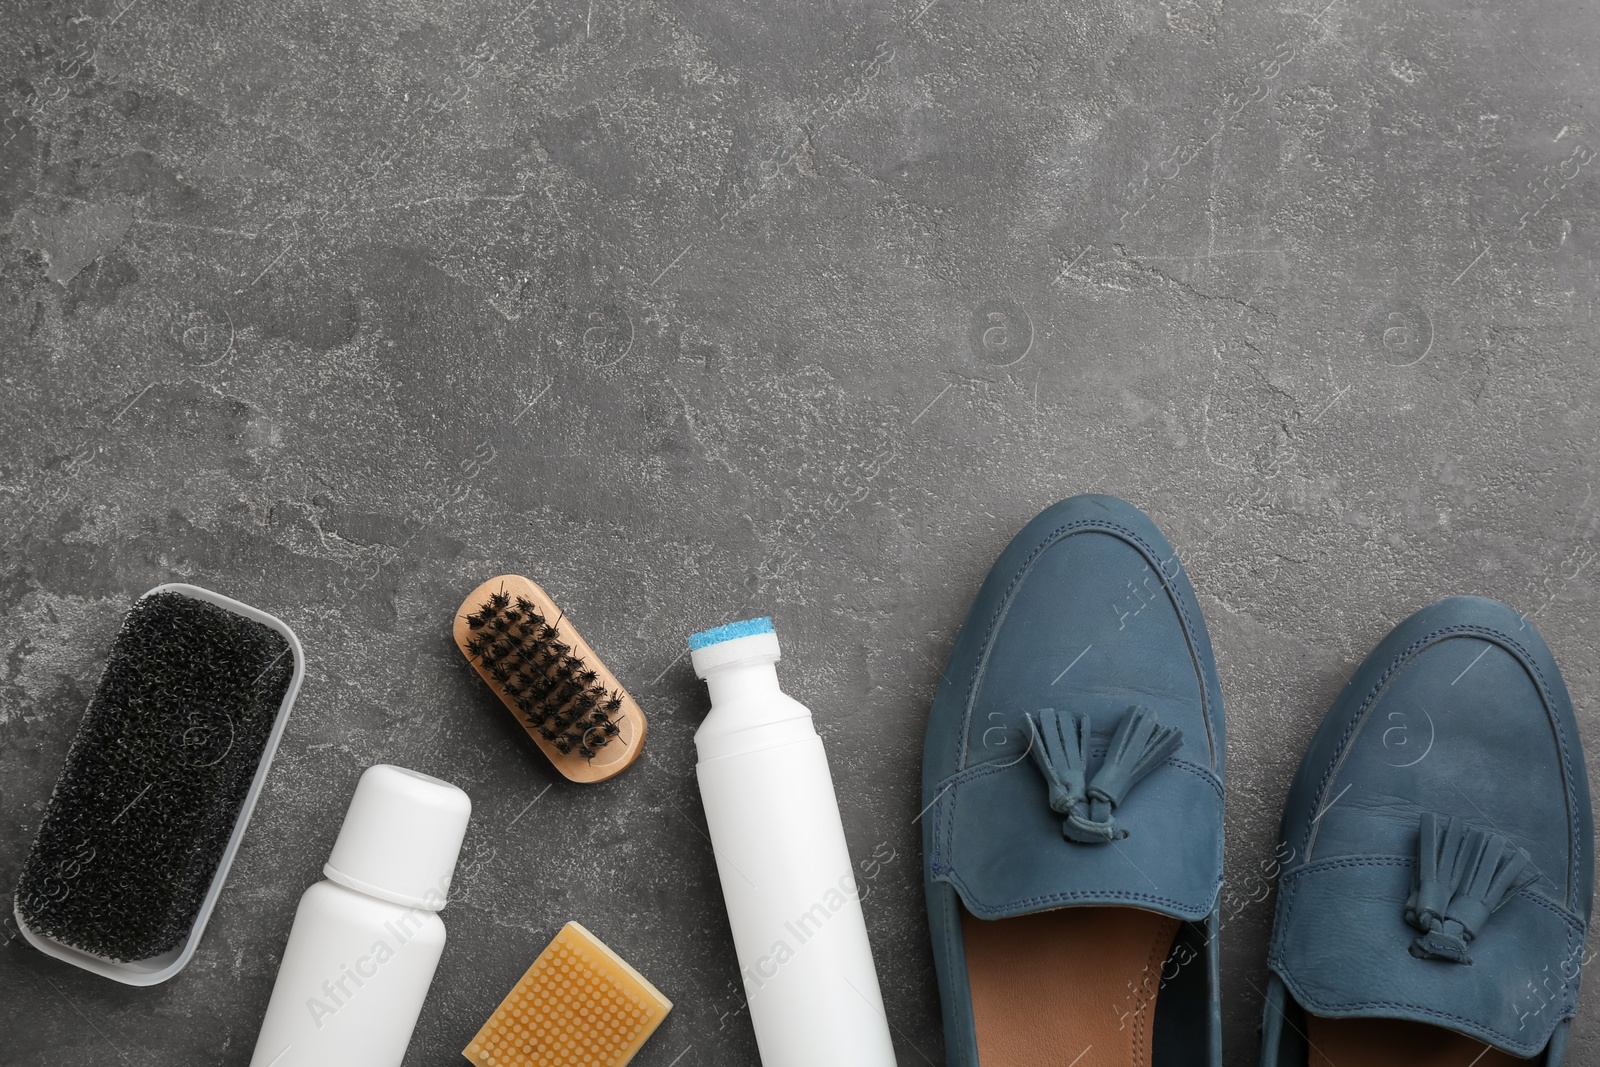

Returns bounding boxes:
[324,764,472,910]
[688,617,780,677]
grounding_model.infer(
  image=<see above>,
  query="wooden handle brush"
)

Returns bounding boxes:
[454,575,646,783]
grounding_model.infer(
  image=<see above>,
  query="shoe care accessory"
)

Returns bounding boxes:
[13,583,303,985]
[462,920,671,1066]
[249,764,472,1067]
[690,617,898,1067]
[454,575,645,783]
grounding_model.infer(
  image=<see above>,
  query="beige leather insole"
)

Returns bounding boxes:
[1308,1016,1526,1067]
[962,906,1181,1067]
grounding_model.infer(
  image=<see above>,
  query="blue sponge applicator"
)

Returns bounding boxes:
[687,617,774,651]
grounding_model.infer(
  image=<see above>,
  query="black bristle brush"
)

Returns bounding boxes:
[453,575,645,783]
[13,585,302,978]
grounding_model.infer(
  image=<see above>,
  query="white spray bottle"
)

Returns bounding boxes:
[249,764,471,1067]
[689,618,898,1067]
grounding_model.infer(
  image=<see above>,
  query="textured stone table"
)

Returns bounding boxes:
[2,0,1598,1063]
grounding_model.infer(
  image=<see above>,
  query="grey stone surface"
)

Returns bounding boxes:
[2,0,1598,1062]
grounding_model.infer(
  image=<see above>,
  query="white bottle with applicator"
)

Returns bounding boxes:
[249,764,472,1067]
[689,618,898,1067]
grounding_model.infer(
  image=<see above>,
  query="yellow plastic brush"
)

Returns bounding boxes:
[462,921,672,1066]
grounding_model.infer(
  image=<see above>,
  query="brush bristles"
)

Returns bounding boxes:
[466,589,621,760]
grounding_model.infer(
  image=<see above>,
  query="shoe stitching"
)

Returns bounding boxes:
[937,886,977,1067]
[1280,856,1585,928]
[956,516,1221,772]
[930,778,1223,915]
[1299,621,1584,908]
[1131,918,1174,1065]
[929,754,1222,870]
[935,750,1222,794]
[1267,959,1558,1058]
[1272,857,1581,1051]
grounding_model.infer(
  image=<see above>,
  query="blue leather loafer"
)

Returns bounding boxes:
[921,494,1225,1067]
[1261,596,1593,1066]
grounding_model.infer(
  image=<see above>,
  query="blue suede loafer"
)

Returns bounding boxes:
[921,494,1225,1067]
[1261,596,1593,1067]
